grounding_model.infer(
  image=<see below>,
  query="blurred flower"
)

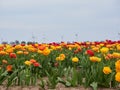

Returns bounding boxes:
[34,44,39,48]
[115,72,120,82]
[0,51,7,55]
[100,47,109,54]
[28,47,37,52]
[6,48,14,53]
[105,54,113,60]
[9,53,17,58]
[2,59,8,64]
[86,50,94,56]
[92,47,99,52]
[115,60,120,72]
[30,59,37,64]
[37,50,42,54]
[116,45,120,51]
[33,62,40,67]
[24,51,29,55]
[69,47,72,50]
[103,66,112,74]
[72,57,79,63]
[106,45,112,48]
[112,52,120,58]
[17,51,23,55]
[50,46,56,50]
[56,54,65,61]
[24,60,32,66]
[0,44,4,50]
[100,44,104,47]
[15,45,23,50]
[38,45,46,51]
[74,47,81,54]
[56,46,62,50]
[42,48,51,56]
[90,56,101,62]
[56,57,61,61]
[59,54,66,61]
[6,65,12,72]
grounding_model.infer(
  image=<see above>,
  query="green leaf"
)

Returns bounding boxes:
[65,81,71,87]
[1,71,8,76]
[71,67,78,86]
[90,82,98,90]
[57,77,65,84]
[39,77,45,90]
[0,76,7,85]
[7,72,18,87]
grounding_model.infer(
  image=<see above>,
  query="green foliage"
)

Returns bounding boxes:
[0,41,120,89]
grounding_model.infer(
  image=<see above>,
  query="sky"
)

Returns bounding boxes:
[0,0,120,43]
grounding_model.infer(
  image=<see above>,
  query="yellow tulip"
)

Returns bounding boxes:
[17,51,23,55]
[42,48,51,56]
[24,60,32,66]
[56,54,66,61]
[100,47,109,54]
[115,60,120,72]
[115,72,120,82]
[103,67,112,74]
[72,57,79,63]
[117,45,120,51]
[112,52,120,58]
[90,56,101,62]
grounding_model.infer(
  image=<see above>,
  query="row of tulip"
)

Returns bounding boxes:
[0,40,120,89]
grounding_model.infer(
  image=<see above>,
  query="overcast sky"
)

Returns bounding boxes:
[0,0,120,43]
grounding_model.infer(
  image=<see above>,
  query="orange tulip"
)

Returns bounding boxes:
[6,65,12,72]
[30,59,37,64]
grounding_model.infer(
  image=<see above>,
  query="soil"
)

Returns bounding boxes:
[0,86,119,90]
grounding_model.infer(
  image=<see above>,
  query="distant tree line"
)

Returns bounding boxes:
[1,40,38,45]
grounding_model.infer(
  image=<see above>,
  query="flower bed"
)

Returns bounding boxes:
[0,40,120,90]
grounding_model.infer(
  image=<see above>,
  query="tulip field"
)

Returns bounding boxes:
[0,40,120,90]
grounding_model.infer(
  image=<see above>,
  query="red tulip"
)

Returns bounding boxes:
[86,50,94,56]
[33,62,40,67]
[9,53,17,58]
